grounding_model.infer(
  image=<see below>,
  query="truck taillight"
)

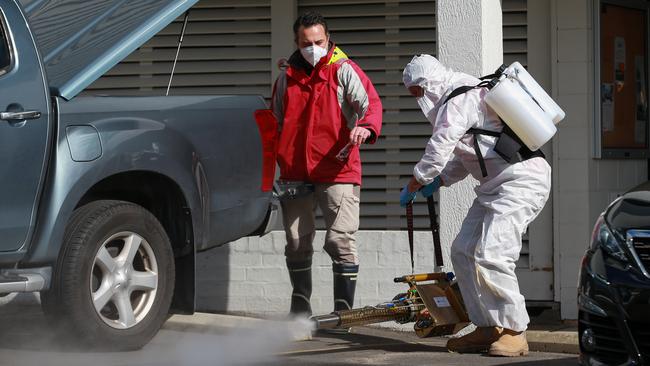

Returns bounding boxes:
[254,109,278,192]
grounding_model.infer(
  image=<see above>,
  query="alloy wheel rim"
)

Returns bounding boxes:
[90,231,159,330]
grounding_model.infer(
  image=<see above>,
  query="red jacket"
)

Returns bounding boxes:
[272,44,382,185]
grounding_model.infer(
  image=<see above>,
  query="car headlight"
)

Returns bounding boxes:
[591,215,627,262]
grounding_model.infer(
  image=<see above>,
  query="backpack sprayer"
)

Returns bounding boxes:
[310,61,565,336]
[480,61,565,152]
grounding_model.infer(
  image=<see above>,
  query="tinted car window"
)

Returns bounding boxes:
[0,19,11,75]
[607,193,650,235]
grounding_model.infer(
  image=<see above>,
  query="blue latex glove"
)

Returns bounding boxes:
[400,184,417,207]
[420,176,442,198]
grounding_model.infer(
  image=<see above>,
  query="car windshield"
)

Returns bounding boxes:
[606,194,650,236]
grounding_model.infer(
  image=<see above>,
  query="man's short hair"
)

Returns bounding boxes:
[293,11,329,35]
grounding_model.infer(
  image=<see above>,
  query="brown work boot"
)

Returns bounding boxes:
[446,327,502,353]
[488,329,529,357]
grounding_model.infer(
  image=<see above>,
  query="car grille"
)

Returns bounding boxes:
[630,233,650,272]
[579,312,628,365]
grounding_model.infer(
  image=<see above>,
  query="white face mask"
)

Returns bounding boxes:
[300,45,328,67]
[416,90,443,124]
[417,95,435,118]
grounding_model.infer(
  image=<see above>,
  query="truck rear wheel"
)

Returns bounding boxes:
[41,200,174,350]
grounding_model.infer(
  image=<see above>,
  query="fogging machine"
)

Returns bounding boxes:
[311,196,470,337]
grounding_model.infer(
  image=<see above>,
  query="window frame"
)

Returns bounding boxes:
[593,0,650,159]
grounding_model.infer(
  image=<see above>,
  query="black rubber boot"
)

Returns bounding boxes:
[319,263,359,335]
[333,263,359,311]
[287,259,312,317]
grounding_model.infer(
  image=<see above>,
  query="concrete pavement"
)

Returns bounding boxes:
[0,294,579,366]
[166,312,580,355]
[527,323,579,354]
[170,312,580,365]
[277,326,578,366]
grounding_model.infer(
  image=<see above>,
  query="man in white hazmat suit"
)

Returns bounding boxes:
[400,54,551,357]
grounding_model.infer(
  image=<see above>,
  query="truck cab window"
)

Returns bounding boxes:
[0,21,11,75]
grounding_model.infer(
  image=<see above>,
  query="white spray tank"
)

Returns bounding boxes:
[483,62,565,151]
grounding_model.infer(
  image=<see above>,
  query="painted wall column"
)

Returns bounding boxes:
[435,0,503,270]
[271,0,297,82]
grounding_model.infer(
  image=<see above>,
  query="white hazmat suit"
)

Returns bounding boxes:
[403,55,551,332]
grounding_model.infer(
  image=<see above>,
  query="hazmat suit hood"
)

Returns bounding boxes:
[402,54,478,124]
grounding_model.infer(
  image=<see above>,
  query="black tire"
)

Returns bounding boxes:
[41,200,175,351]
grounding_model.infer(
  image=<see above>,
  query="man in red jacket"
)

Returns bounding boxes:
[272,11,382,319]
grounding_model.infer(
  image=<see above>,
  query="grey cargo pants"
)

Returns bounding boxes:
[281,183,361,265]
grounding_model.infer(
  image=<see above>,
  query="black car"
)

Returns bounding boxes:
[578,182,650,365]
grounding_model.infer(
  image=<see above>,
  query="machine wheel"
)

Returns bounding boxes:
[41,200,175,350]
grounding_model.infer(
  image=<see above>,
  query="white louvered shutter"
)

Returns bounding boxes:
[298,0,437,230]
[84,0,273,98]
[503,0,531,269]
[503,0,527,67]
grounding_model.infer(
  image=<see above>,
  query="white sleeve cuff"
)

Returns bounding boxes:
[413,163,435,185]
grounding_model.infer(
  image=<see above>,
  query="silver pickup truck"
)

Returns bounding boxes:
[0,0,279,349]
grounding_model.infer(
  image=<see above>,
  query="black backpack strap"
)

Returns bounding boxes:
[472,136,488,178]
[478,64,508,81]
[521,146,546,160]
[467,127,500,137]
[442,65,506,105]
[466,128,500,178]
[442,85,477,105]
[441,78,496,105]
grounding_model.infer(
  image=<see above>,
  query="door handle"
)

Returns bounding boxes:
[0,110,41,121]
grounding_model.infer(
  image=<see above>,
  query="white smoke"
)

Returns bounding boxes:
[0,293,314,366]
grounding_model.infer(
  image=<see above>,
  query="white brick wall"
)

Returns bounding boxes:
[197,230,440,317]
